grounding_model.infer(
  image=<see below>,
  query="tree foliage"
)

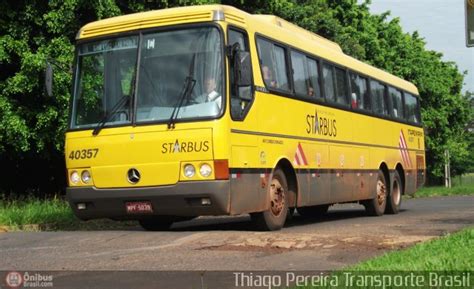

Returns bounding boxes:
[0,0,472,195]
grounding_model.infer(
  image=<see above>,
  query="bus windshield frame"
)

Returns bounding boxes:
[70,24,225,131]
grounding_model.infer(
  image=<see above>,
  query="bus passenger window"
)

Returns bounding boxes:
[361,77,371,110]
[323,64,336,102]
[404,92,421,123]
[272,46,289,91]
[349,73,370,110]
[371,80,388,116]
[389,87,403,118]
[257,38,290,92]
[291,51,310,98]
[307,58,322,99]
[335,67,348,106]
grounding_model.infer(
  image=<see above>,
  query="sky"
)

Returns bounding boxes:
[366,0,474,93]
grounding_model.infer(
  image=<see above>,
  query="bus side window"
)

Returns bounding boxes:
[335,67,348,106]
[404,92,420,123]
[229,29,246,52]
[322,63,336,102]
[349,73,370,110]
[291,50,312,99]
[389,87,403,119]
[257,38,290,92]
[291,52,323,100]
[371,80,388,116]
[229,28,253,120]
[415,98,421,123]
[307,57,323,99]
[361,77,371,110]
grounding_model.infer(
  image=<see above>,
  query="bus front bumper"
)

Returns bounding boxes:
[66,181,230,220]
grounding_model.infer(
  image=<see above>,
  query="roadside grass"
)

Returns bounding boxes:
[345,227,474,271]
[412,183,474,198]
[295,227,474,289]
[0,197,136,231]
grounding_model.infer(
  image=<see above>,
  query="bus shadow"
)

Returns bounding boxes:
[287,207,408,227]
[285,209,368,228]
[170,206,398,231]
[171,215,254,231]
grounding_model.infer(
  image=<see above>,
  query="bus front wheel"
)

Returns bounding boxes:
[251,168,289,231]
[363,170,388,216]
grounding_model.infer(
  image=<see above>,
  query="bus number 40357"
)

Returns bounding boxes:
[68,149,99,160]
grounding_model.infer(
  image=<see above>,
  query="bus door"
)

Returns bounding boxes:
[227,27,264,214]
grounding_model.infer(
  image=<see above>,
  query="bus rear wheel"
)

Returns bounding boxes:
[297,205,329,218]
[251,168,289,231]
[386,171,402,214]
[364,170,387,216]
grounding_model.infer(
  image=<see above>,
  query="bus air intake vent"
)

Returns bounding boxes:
[225,13,245,25]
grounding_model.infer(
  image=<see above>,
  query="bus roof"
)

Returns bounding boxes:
[77,5,419,95]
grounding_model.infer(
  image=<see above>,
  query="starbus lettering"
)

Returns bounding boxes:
[161,139,210,154]
[306,110,337,137]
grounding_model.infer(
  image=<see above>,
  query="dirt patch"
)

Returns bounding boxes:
[196,233,435,254]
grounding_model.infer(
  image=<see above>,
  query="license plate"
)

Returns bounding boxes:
[125,201,153,214]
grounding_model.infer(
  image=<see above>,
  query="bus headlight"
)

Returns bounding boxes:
[81,170,92,183]
[70,171,80,184]
[184,164,195,178]
[199,163,212,177]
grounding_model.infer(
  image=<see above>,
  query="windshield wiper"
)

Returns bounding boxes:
[167,76,196,129]
[92,94,129,136]
[168,54,196,129]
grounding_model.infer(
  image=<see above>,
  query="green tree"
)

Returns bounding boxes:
[451,92,474,176]
[0,0,125,196]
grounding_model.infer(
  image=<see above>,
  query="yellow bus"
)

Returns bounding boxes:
[65,5,425,231]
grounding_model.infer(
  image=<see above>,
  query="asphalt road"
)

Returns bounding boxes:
[0,196,473,288]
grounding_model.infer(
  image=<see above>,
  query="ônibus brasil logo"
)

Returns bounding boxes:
[5,271,23,288]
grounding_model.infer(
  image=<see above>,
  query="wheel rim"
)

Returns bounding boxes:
[270,177,285,217]
[392,179,401,205]
[376,177,386,206]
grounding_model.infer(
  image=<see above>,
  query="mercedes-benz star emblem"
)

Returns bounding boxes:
[127,168,141,184]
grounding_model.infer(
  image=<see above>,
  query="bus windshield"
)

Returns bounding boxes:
[71,26,223,130]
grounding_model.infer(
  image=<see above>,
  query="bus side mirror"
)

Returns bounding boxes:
[45,61,53,97]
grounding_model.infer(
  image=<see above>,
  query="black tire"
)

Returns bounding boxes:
[364,170,388,216]
[251,168,289,231]
[297,205,329,218]
[139,217,173,231]
[386,171,402,214]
